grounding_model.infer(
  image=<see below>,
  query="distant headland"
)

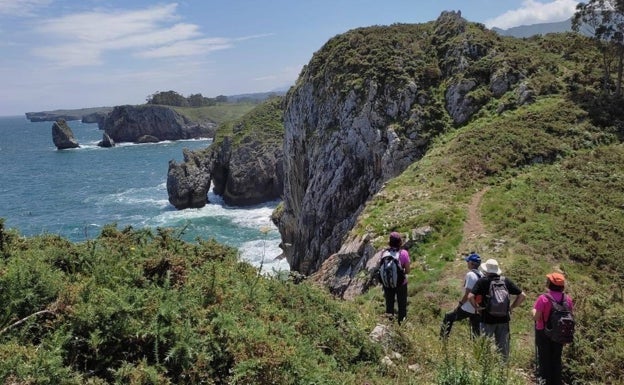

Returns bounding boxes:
[25,107,114,123]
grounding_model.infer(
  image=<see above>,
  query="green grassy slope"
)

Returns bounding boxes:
[172,103,257,125]
[349,96,623,384]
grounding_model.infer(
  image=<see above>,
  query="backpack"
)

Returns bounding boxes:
[470,269,484,280]
[544,293,575,344]
[378,248,405,289]
[486,276,510,317]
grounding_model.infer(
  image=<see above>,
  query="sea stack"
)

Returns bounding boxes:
[51,119,80,149]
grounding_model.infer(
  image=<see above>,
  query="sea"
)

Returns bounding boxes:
[0,116,289,273]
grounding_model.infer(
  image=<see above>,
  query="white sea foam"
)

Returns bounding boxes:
[148,187,287,272]
[239,238,289,274]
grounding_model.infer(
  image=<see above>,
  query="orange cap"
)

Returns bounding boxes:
[546,272,565,287]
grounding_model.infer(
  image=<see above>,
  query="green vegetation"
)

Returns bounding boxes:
[306,22,438,95]
[338,20,623,384]
[213,96,285,147]
[173,103,257,125]
[146,90,228,107]
[349,99,623,384]
[0,222,383,384]
[5,14,624,385]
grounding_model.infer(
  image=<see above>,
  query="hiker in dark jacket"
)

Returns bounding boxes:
[381,232,411,324]
[440,252,483,339]
[532,272,574,385]
[468,258,526,361]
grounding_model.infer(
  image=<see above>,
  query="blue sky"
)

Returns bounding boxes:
[0,0,579,116]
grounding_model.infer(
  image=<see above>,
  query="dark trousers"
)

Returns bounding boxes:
[383,284,408,324]
[440,306,481,339]
[535,329,564,385]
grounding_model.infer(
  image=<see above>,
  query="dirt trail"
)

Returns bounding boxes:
[459,187,489,253]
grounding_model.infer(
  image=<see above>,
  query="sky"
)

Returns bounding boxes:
[0,0,580,116]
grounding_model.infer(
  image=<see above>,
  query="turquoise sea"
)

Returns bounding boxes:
[0,116,288,273]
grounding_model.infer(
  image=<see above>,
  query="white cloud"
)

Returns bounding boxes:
[0,0,51,16]
[137,38,231,59]
[30,3,248,66]
[485,0,578,29]
[36,3,180,43]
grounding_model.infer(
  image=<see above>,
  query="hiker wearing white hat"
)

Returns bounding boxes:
[468,258,526,361]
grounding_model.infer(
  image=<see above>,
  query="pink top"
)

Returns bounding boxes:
[533,290,574,330]
[395,249,410,286]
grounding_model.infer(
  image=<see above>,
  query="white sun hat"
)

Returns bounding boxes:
[479,258,502,275]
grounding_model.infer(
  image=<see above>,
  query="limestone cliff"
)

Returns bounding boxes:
[167,97,285,208]
[102,105,216,143]
[274,12,534,275]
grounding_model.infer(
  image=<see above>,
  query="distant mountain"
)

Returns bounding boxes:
[25,107,114,123]
[227,90,288,103]
[492,18,572,38]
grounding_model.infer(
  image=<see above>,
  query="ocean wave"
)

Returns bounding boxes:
[239,238,289,274]
[113,138,212,147]
[85,186,170,208]
[206,190,280,230]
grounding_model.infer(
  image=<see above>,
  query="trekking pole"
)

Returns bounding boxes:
[533,321,539,383]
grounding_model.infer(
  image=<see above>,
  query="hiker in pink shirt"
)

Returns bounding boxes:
[532,272,574,385]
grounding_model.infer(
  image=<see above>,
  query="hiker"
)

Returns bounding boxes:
[532,272,574,385]
[468,258,526,361]
[380,232,411,324]
[440,252,483,339]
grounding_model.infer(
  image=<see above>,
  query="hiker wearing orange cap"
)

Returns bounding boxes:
[532,272,575,385]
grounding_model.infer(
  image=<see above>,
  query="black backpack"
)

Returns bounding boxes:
[544,293,575,344]
[378,248,405,289]
[486,276,510,317]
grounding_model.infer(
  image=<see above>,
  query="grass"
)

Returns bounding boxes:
[172,103,258,125]
[344,94,624,384]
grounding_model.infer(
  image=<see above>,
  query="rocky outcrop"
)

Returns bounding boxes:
[167,97,285,209]
[82,111,110,127]
[311,227,433,298]
[52,119,80,149]
[98,133,115,148]
[167,149,212,209]
[102,105,216,143]
[210,138,284,207]
[274,12,532,276]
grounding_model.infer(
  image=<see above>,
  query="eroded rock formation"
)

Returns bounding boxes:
[167,149,212,209]
[52,119,80,149]
[102,105,216,143]
[98,133,115,148]
[274,11,533,276]
[166,97,285,209]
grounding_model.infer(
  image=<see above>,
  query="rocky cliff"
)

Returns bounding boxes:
[102,105,216,143]
[273,12,535,275]
[52,119,80,149]
[167,97,285,208]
